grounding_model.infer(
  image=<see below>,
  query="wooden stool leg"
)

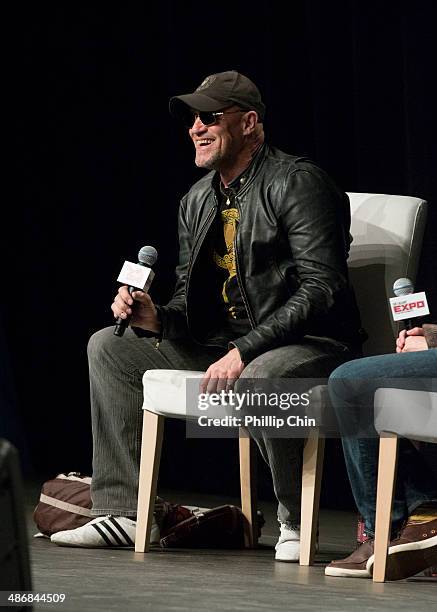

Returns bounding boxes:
[239,427,258,548]
[300,428,325,566]
[135,410,164,553]
[373,432,398,582]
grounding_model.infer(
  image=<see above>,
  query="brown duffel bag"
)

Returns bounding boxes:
[159,504,263,549]
[33,472,93,536]
[32,476,193,538]
[34,474,264,548]
[32,474,208,540]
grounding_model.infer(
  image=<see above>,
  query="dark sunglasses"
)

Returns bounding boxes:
[183,109,245,128]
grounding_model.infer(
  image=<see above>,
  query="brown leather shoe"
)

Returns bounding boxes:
[325,517,437,580]
[325,539,374,578]
[383,516,437,581]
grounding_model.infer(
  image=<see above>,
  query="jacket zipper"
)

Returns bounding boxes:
[234,196,256,329]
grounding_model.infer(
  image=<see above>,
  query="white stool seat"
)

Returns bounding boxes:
[142,369,237,422]
[142,369,204,419]
[374,388,437,442]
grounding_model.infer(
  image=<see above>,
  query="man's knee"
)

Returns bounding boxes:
[330,359,359,381]
[328,358,370,408]
[87,326,118,364]
[328,355,381,388]
[239,348,292,379]
[235,348,302,400]
[238,344,328,380]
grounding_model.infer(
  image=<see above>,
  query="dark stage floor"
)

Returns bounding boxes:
[24,483,436,612]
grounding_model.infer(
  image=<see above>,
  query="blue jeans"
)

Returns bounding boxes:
[328,349,437,536]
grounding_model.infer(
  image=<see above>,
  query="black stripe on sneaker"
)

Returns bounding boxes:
[108,516,134,546]
[93,524,114,546]
[100,522,125,546]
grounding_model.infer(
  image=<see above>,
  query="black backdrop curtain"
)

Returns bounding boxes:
[5,1,436,506]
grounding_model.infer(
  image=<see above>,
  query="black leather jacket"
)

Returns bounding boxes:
[157,144,363,364]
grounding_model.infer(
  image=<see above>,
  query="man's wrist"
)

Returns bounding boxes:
[423,324,437,349]
[131,325,161,340]
[131,311,162,339]
[228,343,244,364]
[141,320,161,334]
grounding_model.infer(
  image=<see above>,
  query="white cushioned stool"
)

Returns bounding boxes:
[372,388,437,582]
[135,369,258,552]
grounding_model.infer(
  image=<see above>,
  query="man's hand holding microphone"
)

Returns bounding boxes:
[112,245,161,336]
[111,287,161,334]
[396,327,428,353]
[391,277,430,353]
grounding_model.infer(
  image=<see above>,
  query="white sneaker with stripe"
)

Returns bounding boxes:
[50,515,160,548]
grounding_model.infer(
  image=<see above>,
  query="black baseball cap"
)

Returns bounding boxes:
[169,70,266,122]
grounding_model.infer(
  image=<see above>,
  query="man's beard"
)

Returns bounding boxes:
[195,149,223,170]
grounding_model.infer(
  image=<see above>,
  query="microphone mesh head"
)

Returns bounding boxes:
[393,277,414,296]
[138,245,158,267]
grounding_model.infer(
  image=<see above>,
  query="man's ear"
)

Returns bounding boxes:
[242,111,258,135]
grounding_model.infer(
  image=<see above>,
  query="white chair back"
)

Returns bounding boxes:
[347,193,427,356]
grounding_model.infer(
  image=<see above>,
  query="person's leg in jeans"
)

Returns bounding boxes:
[328,349,437,538]
[235,338,354,560]
[88,326,226,517]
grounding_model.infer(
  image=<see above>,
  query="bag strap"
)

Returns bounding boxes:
[55,473,92,484]
[182,506,210,517]
[39,493,93,517]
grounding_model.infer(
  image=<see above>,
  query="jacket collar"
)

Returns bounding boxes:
[211,143,268,198]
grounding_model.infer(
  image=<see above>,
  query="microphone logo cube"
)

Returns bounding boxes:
[117,261,155,292]
[389,291,429,321]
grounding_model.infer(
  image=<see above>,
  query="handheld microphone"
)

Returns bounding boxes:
[390,277,429,330]
[114,245,158,337]
[392,277,414,298]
